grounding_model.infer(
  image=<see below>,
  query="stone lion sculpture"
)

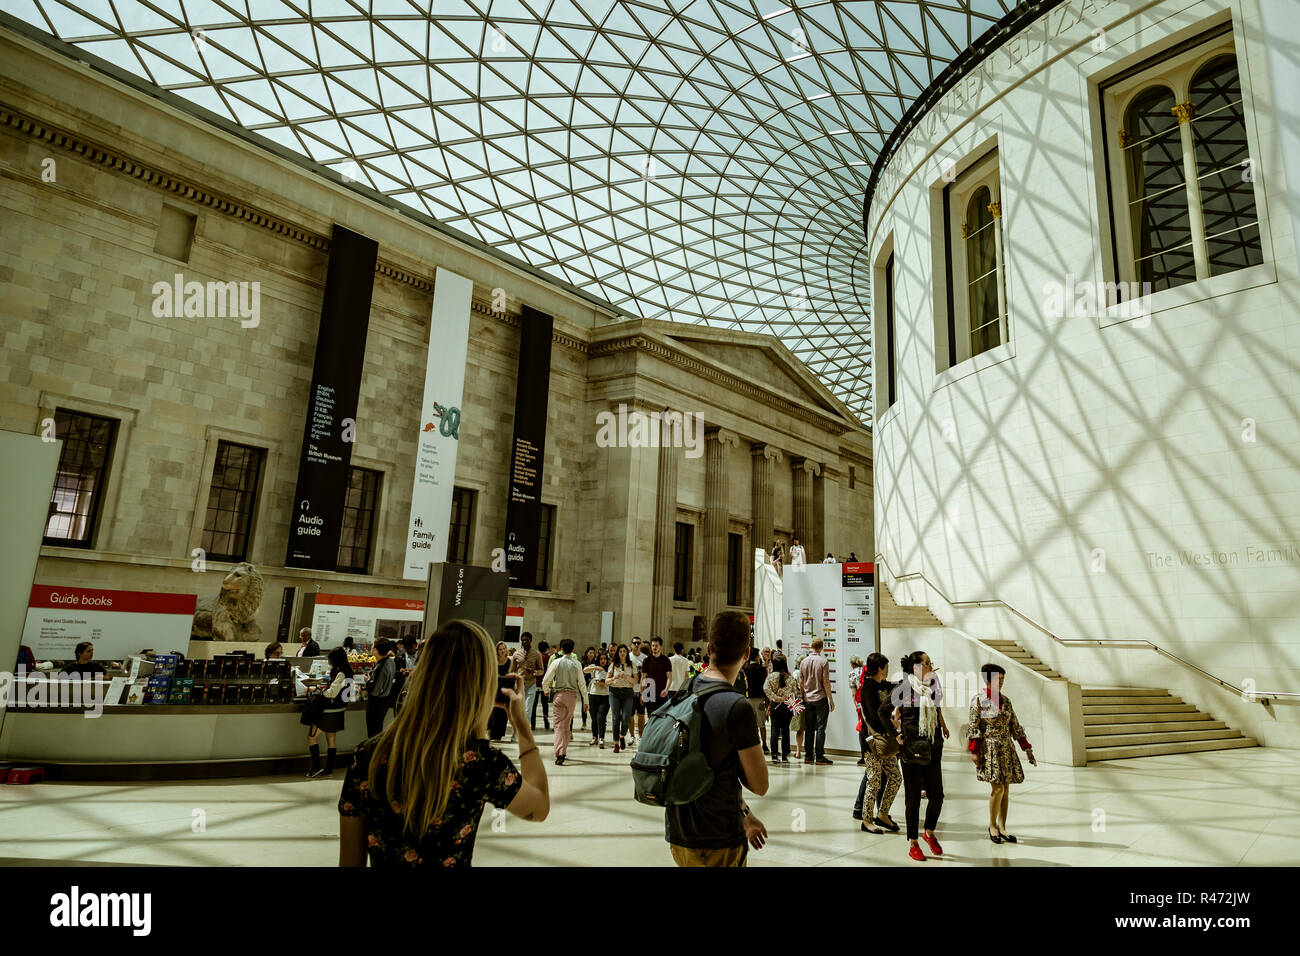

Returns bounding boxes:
[191,562,265,642]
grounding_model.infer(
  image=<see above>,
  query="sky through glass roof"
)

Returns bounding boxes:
[1,0,1016,418]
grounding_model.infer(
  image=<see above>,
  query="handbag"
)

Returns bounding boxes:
[899,735,933,765]
[298,691,326,723]
[868,729,900,758]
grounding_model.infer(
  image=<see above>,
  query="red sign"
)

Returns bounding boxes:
[315,593,425,611]
[28,585,196,615]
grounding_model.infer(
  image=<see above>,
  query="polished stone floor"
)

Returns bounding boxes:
[2,733,1297,866]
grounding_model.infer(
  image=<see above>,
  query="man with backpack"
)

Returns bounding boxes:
[635,610,770,867]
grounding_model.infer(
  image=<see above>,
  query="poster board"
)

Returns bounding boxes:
[310,593,425,650]
[22,585,197,661]
[780,563,875,754]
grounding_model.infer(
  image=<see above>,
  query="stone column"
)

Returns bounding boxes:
[813,465,836,561]
[790,456,821,557]
[750,443,782,559]
[702,428,740,626]
[651,433,679,642]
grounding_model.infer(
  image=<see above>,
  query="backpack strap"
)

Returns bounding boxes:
[688,674,738,700]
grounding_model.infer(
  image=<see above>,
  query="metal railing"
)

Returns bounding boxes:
[875,553,1300,706]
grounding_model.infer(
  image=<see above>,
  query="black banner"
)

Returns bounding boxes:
[504,306,553,587]
[285,224,378,570]
[275,586,297,642]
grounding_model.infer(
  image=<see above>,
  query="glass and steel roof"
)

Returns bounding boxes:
[1,1,1015,417]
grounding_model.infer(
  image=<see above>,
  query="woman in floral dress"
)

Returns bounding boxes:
[967,664,1036,844]
[338,619,550,866]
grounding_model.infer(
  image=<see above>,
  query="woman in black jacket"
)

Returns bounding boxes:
[854,652,901,833]
[882,650,949,861]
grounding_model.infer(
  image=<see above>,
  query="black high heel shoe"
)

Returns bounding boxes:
[874,816,900,832]
[988,828,1004,844]
[860,821,883,834]
[1002,833,1018,843]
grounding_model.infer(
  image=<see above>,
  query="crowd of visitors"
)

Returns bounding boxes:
[317,611,1032,868]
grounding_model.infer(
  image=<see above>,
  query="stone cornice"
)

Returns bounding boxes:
[485,305,589,353]
[589,331,856,436]
[0,100,592,354]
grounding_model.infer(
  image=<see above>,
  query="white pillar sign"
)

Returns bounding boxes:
[404,268,473,580]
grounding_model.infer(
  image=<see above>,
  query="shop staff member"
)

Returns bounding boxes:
[298,628,320,657]
[265,642,284,660]
[63,642,107,678]
[788,537,807,567]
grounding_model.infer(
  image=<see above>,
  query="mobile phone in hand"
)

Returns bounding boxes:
[495,674,516,707]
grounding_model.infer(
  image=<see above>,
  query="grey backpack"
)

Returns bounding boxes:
[630,676,735,806]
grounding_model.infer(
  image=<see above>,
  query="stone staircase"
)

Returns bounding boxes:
[876,577,1258,762]
[879,583,944,628]
[981,638,1065,680]
[1082,688,1257,761]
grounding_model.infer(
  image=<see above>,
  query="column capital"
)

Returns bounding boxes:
[791,456,821,476]
[750,442,783,463]
[706,427,741,448]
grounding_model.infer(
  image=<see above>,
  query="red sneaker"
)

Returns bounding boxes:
[922,832,943,856]
[908,843,926,862]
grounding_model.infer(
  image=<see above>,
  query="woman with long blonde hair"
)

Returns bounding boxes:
[338,620,548,866]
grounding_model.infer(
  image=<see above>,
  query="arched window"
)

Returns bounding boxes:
[965,185,1000,353]
[1189,55,1262,276]
[1123,85,1194,291]
[1105,32,1263,298]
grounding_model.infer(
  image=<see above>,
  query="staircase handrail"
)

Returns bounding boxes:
[874,553,1300,705]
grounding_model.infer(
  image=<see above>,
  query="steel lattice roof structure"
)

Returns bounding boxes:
[0,0,1019,417]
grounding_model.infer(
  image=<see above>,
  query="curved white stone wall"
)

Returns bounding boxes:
[867,0,1300,746]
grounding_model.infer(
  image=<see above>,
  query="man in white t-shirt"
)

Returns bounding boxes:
[667,641,691,695]
[789,537,807,567]
[822,553,836,564]
[629,636,648,744]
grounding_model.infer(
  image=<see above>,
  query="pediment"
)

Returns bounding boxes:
[663,332,843,417]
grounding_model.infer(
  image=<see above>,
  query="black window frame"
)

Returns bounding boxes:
[336,466,381,574]
[884,251,897,408]
[534,503,556,591]
[673,521,693,602]
[447,486,476,565]
[43,408,118,549]
[200,440,265,563]
[726,532,743,606]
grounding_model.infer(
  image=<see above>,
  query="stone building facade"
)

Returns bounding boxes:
[0,31,872,651]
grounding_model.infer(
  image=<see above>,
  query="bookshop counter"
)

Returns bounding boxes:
[0,701,369,780]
